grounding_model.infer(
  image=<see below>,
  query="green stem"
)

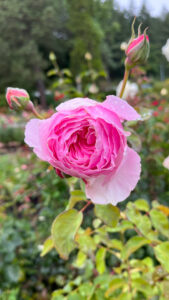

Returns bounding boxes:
[119,68,130,98]
[32,107,44,119]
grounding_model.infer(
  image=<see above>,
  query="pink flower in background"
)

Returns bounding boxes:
[153,111,159,117]
[6,87,30,109]
[25,96,141,205]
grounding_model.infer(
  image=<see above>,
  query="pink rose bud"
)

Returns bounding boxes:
[6,87,34,112]
[125,19,150,69]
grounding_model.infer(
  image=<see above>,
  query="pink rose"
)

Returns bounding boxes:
[25,96,141,205]
[125,31,150,67]
[6,87,30,109]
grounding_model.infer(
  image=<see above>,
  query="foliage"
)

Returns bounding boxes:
[49,198,169,300]
[0,0,69,89]
[0,0,169,98]
[48,51,107,102]
[68,0,103,75]
[0,151,70,299]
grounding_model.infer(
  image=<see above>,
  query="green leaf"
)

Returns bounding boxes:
[116,292,132,300]
[78,282,94,298]
[122,236,150,260]
[134,199,149,212]
[150,209,169,238]
[126,202,141,225]
[76,228,96,253]
[62,68,72,77]
[95,204,120,227]
[98,70,107,77]
[47,69,58,77]
[132,278,152,296]
[93,218,102,229]
[51,209,83,259]
[109,239,123,251]
[67,190,86,209]
[40,236,54,257]
[105,278,126,297]
[68,294,84,300]
[154,242,169,272]
[136,215,152,236]
[94,274,112,287]
[127,131,142,152]
[107,220,134,232]
[51,290,64,300]
[74,251,87,268]
[96,247,106,274]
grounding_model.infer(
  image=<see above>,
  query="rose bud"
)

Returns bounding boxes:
[6,87,33,111]
[125,19,150,69]
[6,87,43,119]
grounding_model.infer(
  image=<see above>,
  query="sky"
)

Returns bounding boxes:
[115,0,169,17]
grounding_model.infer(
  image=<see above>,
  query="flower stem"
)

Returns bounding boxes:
[32,107,44,119]
[80,200,92,213]
[119,68,130,98]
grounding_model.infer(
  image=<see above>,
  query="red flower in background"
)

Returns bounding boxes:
[54,91,65,101]
[153,111,159,117]
[158,106,163,111]
[152,100,159,106]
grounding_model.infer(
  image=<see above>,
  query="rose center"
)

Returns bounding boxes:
[68,126,96,160]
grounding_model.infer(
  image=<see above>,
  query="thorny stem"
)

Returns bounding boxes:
[80,200,92,213]
[119,68,130,98]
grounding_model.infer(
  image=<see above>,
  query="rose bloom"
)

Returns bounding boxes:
[25,96,141,205]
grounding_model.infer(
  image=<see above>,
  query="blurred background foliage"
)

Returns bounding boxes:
[0,0,169,106]
[0,0,169,299]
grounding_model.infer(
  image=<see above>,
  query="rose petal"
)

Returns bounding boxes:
[24,118,52,161]
[56,97,96,111]
[86,147,141,205]
[102,95,140,121]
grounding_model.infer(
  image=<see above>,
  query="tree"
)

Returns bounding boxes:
[68,0,104,75]
[0,0,68,107]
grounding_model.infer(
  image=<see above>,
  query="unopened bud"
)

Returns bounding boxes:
[125,19,150,69]
[49,52,56,62]
[85,52,92,61]
[6,87,34,112]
